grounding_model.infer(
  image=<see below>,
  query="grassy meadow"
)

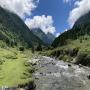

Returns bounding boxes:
[0,47,34,87]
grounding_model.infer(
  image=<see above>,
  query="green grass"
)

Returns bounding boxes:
[0,47,34,87]
[41,37,90,63]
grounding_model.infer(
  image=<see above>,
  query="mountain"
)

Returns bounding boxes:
[31,28,55,45]
[75,12,90,26]
[0,7,44,48]
[46,32,55,43]
[52,12,90,48]
[43,12,90,66]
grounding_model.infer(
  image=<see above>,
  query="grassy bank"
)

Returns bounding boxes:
[0,47,34,87]
[41,38,90,66]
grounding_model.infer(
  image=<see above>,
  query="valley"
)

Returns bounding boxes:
[0,1,90,90]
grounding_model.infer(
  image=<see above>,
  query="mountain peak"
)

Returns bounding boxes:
[31,28,55,45]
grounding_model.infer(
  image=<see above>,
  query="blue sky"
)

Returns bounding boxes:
[1,0,90,36]
[24,0,76,36]
[32,0,72,34]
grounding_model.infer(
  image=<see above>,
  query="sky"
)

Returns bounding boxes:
[30,0,72,35]
[0,0,90,37]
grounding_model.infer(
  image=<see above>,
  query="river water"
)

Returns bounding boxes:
[33,56,90,90]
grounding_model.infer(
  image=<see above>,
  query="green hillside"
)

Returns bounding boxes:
[52,12,90,48]
[52,23,90,48]
[0,7,45,88]
[0,7,44,48]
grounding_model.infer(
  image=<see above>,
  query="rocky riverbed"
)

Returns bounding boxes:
[33,56,90,90]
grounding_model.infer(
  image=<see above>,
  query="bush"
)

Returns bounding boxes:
[70,48,79,57]
[0,41,6,48]
[50,49,63,57]
[19,46,25,51]
[59,55,64,60]
[36,44,42,51]
[56,50,63,57]
[80,38,83,43]
[64,47,79,57]
[0,59,4,65]
[5,54,17,59]
[51,50,57,56]
[76,51,90,66]
[64,48,69,55]
[62,55,69,61]
[27,67,35,73]
[31,46,35,53]
[56,50,61,57]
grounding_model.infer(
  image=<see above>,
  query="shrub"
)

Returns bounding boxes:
[0,59,4,65]
[27,67,35,73]
[70,48,79,57]
[50,49,63,57]
[36,44,42,51]
[84,37,88,40]
[19,46,25,51]
[31,46,35,54]
[62,55,69,61]
[76,51,90,66]
[56,50,63,57]
[55,50,60,57]
[5,38,10,46]
[64,48,69,55]
[65,48,79,57]
[59,55,64,60]
[80,38,83,43]
[5,54,17,59]
[0,41,6,48]
[51,50,57,56]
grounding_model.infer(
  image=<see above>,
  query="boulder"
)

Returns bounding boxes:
[68,64,72,67]
[87,74,90,79]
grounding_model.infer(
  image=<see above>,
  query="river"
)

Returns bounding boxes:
[33,56,90,90]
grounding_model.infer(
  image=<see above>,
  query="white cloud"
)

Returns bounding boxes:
[64,29,68,32]
[56,33,60,37]
[25,15,56,34]
[68,0,90,27]
[63,0,71,3]
[63,0,75,3]
[0,0,39,18]
[0,0,56,34]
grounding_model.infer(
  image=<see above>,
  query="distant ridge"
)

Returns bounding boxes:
[31,28,55,45]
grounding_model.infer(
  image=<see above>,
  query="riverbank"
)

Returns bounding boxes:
[40,46,90,67]
[0,47,90,90]
[33,56,90,90]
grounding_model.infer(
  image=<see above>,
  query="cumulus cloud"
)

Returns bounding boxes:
[56,33,60,37]
[0,0,56,34]
[0,0,39,18]
[68,0,90,27]
[25,15,56,34]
